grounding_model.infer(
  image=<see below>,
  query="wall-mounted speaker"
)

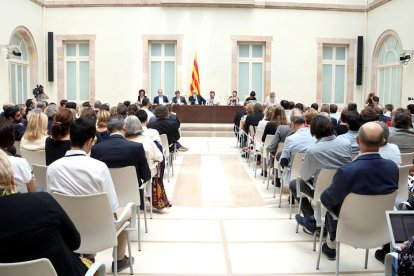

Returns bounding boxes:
[356,36,363,85]
[48,32,54,82]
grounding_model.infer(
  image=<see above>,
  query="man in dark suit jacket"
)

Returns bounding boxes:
[91,115,151,209]
[172,90,187,105]
[148,105,180,152]
[320,122,398,261]
[188,90,206,105]
[153,89,169,105]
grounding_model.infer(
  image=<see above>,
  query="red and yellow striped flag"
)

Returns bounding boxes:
[190,53,200,95]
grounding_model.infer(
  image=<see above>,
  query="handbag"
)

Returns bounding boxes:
[152,164,167,210]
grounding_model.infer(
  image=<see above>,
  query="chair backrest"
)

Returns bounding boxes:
[290,152,306,180]
[20,149,46,167]
[396,165,411,201]
[313,168,337,202]
[254,128,264,144]
[13,141,21,156]
[262,134,274,158]
[159,134,169,156]
[336,191,398,249]
[0,258,57,276]
[109,166,141,207]
[272,142,285,169]
[32,164,48,192]
[52,192,117,254]
[401,152,414,166]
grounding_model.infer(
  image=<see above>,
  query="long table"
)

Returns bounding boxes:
[171,105,241,124]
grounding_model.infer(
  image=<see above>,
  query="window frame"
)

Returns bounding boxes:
[64,42,90,102]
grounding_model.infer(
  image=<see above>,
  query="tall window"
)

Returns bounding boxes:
[322,46,347,104]
[238,43,264,102]
[377,35,402,107]
[64,42,90,101]
[149,42,176,99]
[9,34,29,105]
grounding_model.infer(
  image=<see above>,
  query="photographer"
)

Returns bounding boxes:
[33,85,49,102]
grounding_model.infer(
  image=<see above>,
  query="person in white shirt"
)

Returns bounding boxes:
[141,97,156,123]
[46,117,133,272]
[264,91,280,106]
[207,91,220,106]
[136,109,161,144]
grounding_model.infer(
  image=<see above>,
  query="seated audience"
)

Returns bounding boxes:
[262,106,288,142]
[0,150,90,275]
[136,109,161,144]
[334,108,350,136]
[243,103,264,134]
[320,122,398,260]
[375,104,391,123]
[141,97,156,123]
[257,105,274,131]
[384,104,393,117]
[45,109,73,165]
[44,103,57,134]
[96,109,111,140]
[329,104,339,124]
[377,121,401,166]
[4,105,25,141]
[337,111,362,154]
[407,104,414,127]
[148,105,180,152]
[20,109,49,151]
[388,108,414,153]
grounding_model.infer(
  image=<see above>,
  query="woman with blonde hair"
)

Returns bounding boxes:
[262,106,288,142]
[96,109,111,140]
[257,105,274,131]
[20,110,49,151]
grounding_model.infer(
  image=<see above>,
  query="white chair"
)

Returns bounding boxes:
[160,134,173,181]
[384,252,398,276]
[20,149,46,167]
[253,128,264,177]
[316,191,398,275]
[268,142,285,197]
[109,166,148,251]
[0,258,106,276]
[32,164,47,192]
[401,152,414,166]
[396,165,411,207]
[52,192,133,276]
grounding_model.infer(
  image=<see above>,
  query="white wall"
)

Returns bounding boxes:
[45,6,364,106]
[366,0,414,108]
[0,0,44,106]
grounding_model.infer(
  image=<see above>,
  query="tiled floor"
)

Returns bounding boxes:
[97,137,385,275]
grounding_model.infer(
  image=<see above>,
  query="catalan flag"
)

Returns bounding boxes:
[190,53,200,94]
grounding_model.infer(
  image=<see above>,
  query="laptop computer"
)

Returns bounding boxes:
[386,210,414,250]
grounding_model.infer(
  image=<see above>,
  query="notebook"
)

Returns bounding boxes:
[386,210,414,250]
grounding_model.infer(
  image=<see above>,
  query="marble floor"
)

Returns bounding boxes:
[97,136,385,276]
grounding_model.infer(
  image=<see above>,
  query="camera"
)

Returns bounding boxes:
[33,85,44,98]
[409,97,414,101]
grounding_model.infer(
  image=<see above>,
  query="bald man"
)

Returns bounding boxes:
[319,122,398,261]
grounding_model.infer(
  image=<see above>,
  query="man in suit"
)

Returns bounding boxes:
[148,105,181,152]
[153,89,169,105]
[320,122,398,261]
[188,90,206,105]
[91,115,151,210]
[172,90,187,105]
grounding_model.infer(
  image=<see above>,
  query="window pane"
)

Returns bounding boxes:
[384,67,390,105]
[238,62,249,97]
[23,66,28,104]
[150,61,161,96]
[79,43,89,56]
[322,64,332,103]
[239,45,249,58]
[396,68,401,107]
[335,65,345,104]
[252,45,263,58]
[20,43,28,61]
[79,61,89,101]
[165,44,175,57]
[252,63,263,102]
[17,65,23,105]
[378,68,385,103]
[151,43,161,57]
[385,51,396,64]
[386,36,397,50]
[66,44,76,56]
[11,64,16,104]
[66,62,76,100]
[378,45,386,65]
[323,47,333,60]
[336,47,346,60]
[164,61,175,97]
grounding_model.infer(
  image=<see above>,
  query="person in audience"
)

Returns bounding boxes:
[264,91,279,106]
[227,90,240,106]
[172,90,187,105]
[123,101,131,108]
[303,108,318,126]
[44,103,57,134]
[137,89,147,104]
[388,108,414,153]
[4,105,25,141]
[188,90,206,105]
[0,117,37,193]
[239,103,254,150]
[20,110,48,151]
[257,105,274,131]
[245,91,257,102]
[234,101,247,135]
[293,115,352,235]
[59,99,68,110]
[262,106,288,142]
[407,104,414,127]
[320,122,398,261]
[337,111,362,154]
[207,91,220,105]
[45,109,73,165]
[65,101,77,110]
[93,100,102,111]
[280,100,291,122]
[116,104,128,118]
[0,150,90,275]
[141,97,156,123]
[148,105,180,152]
[47,117,133,272]
[334,108,350,136]
[243,103,264,133]
[136,109,161,144]
[294,103,304,112]
[127,104,139,116]
[310,103,319,111]
[96,109,111,140]
[329,104,339,124]
[384,104,393,117]
[25,98,35,118]
[347,102,358,113]
[377,121,401,165]
[80,107,102,144]
[91,115,151,209]
[36,101,47,112]
[374,104,391,123]
[166,104,188,152]
[100,103,110,111]
[153,89,169,105]
[319,104,337,126]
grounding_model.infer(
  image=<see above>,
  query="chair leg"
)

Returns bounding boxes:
[273,169,278,198]
[113,246,118,276]
[316,225,324,270]
[143,203,148,233]
[126,231,134,275]
[295,196,303,233]
[313,232,317,251]
[149,192,153,219]
[279,174,283,208]
[137,208,141,251]
[336,242,340,276]
[170,155,174,177]
[364,249,369,269]
[289,191,293,219]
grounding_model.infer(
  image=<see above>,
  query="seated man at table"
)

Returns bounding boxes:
[228,90,240,106]
[172,90,187,105]
[188,90,206,105]
[206,91,220,106]
[153,89,169,105]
